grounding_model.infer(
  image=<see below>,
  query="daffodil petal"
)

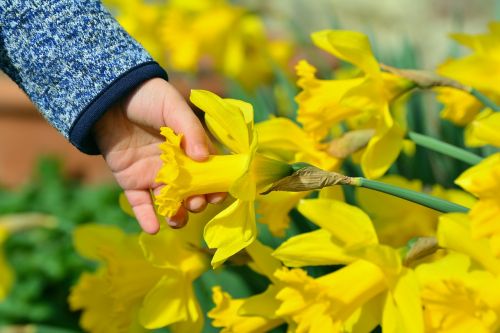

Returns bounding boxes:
[245,240,282,283]
[205,200,256,268]
[73,224,125,261]
[389,269,424,333]
[437,213,500,274]
[311,30,380,76]
[361,107,405,179]
[190,90,252,153]
[297,198,378,247]
[139,269,197,329]
[273,229,354,267]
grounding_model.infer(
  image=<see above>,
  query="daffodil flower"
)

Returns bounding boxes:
[296,30,414,179]
[455,154,500,256]
[155,90,293,267]
[272,198,424,332]
[416,252,500,332]
[70,204,223,333]
[208,241,285,332]
[438,22,500,98]
[157,0,292,89]
[419,213,500,332]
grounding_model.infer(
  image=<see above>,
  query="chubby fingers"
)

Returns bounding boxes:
[125,189,160,234]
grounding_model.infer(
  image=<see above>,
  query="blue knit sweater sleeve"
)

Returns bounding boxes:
[0,0,168,154]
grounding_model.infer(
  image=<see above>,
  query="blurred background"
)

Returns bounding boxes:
[0,0,498,331]
[0,0,496,188]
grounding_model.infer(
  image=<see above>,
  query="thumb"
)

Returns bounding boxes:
[125,79,212,161]
[161,84,211,161]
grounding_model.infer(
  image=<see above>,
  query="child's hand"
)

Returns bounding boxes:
[93,78,225,234]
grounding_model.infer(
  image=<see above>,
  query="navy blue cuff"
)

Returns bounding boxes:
[69,61,168,155]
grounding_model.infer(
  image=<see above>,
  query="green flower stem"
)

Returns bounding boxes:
[469,88,500,112]
[408,131,483,165]
[351,177,469,213]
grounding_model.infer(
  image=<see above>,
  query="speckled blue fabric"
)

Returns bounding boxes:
[0,0,168,154]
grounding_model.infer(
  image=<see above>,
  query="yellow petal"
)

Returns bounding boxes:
[438,54,500,94]
[204,200,256,268]
[190,90,253,153]
[155,127,248,217]
[139,269,199,329]
[437,213,500,274]
[455,153,500,197]
[256,117,340,170]
[209,286,281,333]
[272,229,354,267]
[435,87,482,126]
[298,198,378,247]
[245,240,282,283]
[239,285,282,320]
[72,224,126,262]
[361,106,405,179]
[295,60,364,141]
[415,252,471,286]
[466,110,500,147]
[388,268,424,333]
[311,30,380,76]
[257,191,308,237]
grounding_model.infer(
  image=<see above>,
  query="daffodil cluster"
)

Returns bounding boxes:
[104,0,293,90]
[65,21,500,333]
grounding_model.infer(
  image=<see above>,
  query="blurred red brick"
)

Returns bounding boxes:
[0,76,113,188]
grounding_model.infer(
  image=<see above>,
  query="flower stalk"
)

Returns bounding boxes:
[264,165,469,214]
[407,131,483,165]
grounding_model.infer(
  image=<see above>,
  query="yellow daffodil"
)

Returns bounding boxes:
[435,87,482,126]
[465,109,500,147]
[255,117,341,236]
[438,22,500,97]
[208,241,284,332]
[158,0,292,89]
[70,204,223,332]
[426,214,500,331]
[272,198,423,332]
[155,90,293,267]
[209,286,283,333]
[296,30,414,179]
[416,252,500,333]
[436,213,500,275]
[455,154,500,256]
[0,227,13,301]
[436,22,500,142]
[356,175,474,247]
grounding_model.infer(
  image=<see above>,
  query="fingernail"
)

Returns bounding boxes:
[167,218,180,228]
[190,143,209,160]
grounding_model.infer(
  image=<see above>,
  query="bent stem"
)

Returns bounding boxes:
[407,131,483,165]
[380,64,500,112]
[265,165,469,214]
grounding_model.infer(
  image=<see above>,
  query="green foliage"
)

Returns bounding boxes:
[0,157,137,329]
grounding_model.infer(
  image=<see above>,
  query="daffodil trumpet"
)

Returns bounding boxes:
[264,165,469,213]
[407,131,483,165]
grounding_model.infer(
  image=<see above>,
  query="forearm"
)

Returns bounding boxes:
[0,0,167,154]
